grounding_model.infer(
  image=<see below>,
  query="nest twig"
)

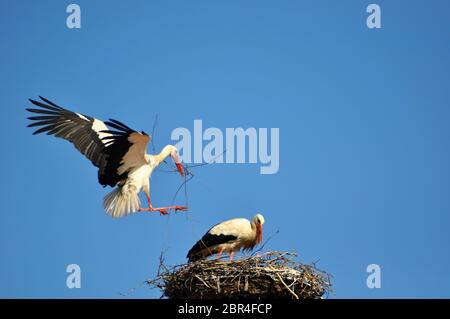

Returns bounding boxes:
[147,251,332,299]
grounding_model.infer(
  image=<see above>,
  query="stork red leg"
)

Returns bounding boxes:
[215,248,225,260]
[138,194,187,216]
[229,252,235,261]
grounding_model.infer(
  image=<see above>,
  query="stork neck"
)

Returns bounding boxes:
[251,221,258,236]
[154,145,174,165]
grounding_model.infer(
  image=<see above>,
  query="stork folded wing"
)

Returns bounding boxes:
[187,231,238,261]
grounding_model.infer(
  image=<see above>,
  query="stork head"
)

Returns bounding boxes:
[253,213,265,244]
[160,145,184,176]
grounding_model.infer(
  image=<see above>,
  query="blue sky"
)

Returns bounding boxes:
[1,0,450,298]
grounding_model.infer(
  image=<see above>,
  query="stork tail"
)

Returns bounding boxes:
[103,185,141,218]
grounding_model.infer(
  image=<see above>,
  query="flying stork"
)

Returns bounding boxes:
[26,96,187,218]
[187,214,265,262]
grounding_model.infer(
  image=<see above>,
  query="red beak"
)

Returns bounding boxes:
[176,162,184,177]
[257,224,263,243]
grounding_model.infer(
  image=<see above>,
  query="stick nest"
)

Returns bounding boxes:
[147,251,332,299]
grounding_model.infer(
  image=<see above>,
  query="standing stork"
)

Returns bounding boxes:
[187,214,265,262]
[26,96,187,218]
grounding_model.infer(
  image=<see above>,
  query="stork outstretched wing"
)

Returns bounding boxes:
[27,96,111,168]
[26,96,150,187]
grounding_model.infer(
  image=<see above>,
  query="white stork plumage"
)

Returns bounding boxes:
[26,96,187,218]
[187,214,265,262]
